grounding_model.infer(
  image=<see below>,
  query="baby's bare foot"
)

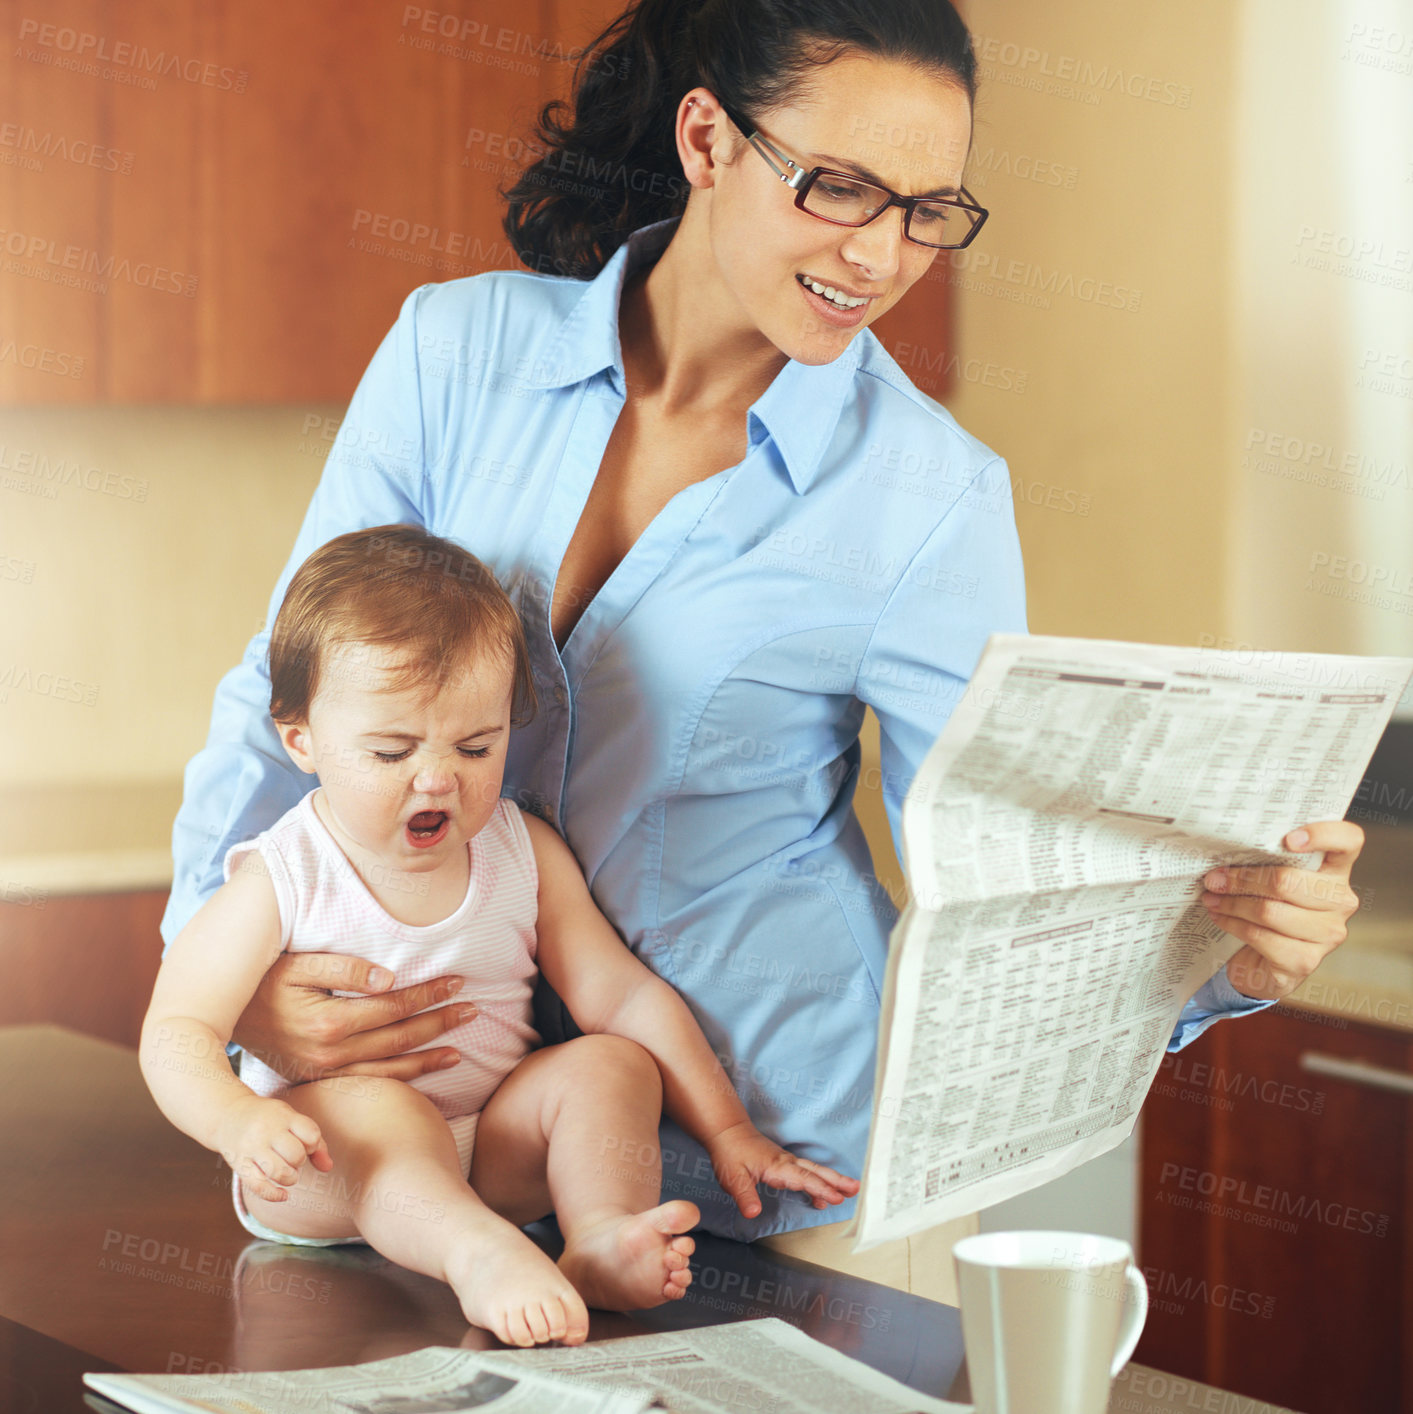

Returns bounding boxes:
[445,1229,589,1347]
[558,1199,698,1311]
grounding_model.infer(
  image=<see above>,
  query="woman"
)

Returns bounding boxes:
[163,0,1363,1300]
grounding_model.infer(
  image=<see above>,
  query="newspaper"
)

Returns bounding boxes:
[849,634,1413,1250]
[482,1318,967,1412]
[84,1346,654,1414]
[83,1319,965,1414]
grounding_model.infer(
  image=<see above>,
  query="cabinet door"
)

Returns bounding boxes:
[1138,1007,1412,1413]
[0,0,615,402]
[0,889,169,1048]
[1,0,957,405]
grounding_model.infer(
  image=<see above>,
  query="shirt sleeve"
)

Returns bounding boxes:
[855,454,1028,859]
[1167,967,1278,1051]
[160,283,434,948]
[854,455,1272,1053]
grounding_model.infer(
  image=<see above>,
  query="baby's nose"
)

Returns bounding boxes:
[412,753,457,792]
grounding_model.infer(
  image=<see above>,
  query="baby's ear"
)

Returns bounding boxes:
[275,719,318,775]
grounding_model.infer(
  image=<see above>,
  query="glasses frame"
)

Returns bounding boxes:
[719,102,988,251]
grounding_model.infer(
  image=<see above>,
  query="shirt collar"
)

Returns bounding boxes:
[525,217,862,495]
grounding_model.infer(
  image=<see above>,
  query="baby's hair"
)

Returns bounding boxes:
[268,524,537,728]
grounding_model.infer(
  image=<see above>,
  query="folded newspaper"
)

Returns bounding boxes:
[848,633,1413,1250]
[83,1318,966,1413]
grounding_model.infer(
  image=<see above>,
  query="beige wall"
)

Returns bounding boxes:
[5,0,1407,871]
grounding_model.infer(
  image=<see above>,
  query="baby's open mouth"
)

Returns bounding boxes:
[407,811,448,839]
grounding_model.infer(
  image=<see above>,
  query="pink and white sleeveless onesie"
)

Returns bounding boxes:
[222,790,540,1234]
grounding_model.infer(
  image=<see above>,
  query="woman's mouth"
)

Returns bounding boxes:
[405,811,450,849]
[796,273,872,326]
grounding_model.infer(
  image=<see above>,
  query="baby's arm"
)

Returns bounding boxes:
[523,814,859,1219]
[140,853,331,1203]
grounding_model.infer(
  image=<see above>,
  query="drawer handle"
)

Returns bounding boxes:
[1300,1051,1413,1096]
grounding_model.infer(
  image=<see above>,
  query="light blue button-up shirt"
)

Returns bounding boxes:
[163,217,1270,1239]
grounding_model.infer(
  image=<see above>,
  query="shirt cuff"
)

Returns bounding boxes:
[1166,965,1278,1052]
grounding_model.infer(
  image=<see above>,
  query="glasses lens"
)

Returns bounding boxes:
[906,200,981,249]
[801,173,982,249]
[801,173,891,225]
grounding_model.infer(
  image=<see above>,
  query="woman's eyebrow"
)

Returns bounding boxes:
[808,150,960,199]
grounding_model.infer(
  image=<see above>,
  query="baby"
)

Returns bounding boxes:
[142,524,857,1348]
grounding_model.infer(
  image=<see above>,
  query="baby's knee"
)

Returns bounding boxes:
[568,1034,662,1095]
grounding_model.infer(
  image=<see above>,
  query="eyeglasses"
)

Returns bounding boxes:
[720,102,988,251]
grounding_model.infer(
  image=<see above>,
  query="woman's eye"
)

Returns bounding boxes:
[458,746,491,759]
[372,749,411,762]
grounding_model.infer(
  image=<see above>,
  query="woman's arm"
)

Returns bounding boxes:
[164,283,465,1080]
[522,813,858,1218]
[853,461,1363,1039]
[141,856,332,1198]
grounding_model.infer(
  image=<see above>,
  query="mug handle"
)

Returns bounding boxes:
[1110,1262,1149,1377]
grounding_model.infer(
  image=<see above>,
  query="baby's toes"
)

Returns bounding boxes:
[523,1303,552,1345]
[563,1295,590,1345]
[501,1307,535,1348]
[668,1234,695,1258]
[540,1299,567,1342]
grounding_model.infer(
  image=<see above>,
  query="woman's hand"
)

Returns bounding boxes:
[1202,820,1364,1001]
[232,952,475,1083]
[705,1120,861,1220]
[218,1094,332,1205]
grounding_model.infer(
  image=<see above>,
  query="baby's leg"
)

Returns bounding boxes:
[471,1035,698,1311]
[242,1075,588,1346]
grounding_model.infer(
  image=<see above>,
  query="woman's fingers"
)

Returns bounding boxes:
[1202,819,1365,999]
[274,950,398,995]
[1201,891,1353,948]
[236,953,471,1079]
[328,996,475,1066]
[1284,818,1366,874]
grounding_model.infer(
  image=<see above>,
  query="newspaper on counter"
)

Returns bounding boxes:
[83,1320,965,1414]
[84,1345,655,1414]
[849,633,1413,1250]
[481,1317,967,1412]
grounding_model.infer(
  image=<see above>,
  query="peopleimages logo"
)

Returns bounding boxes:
[971,36,1192,108]
[15,19,248,92]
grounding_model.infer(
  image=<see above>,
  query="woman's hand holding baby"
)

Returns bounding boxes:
[217,1093,333,1204]
[234,951,472,1083]
[706,1120,861,1220]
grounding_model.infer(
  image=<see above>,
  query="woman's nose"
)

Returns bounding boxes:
[840,204,907,281]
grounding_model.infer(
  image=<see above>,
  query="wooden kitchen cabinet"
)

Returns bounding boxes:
[0,0,614,402]
[1,0,956,405]
[0,889,168,1049]
[1138,1006,1412,1413]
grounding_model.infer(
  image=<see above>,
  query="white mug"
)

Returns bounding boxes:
[953,1230,1148,1414]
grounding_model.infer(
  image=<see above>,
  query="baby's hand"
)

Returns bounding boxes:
[705,1121,861,1220]
[218,1095,332,1204]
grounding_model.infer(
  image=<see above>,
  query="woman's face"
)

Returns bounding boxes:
[700,50,973,366]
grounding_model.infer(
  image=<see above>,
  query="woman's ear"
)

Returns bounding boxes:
[675,87,735,192]
[275,720,318,775]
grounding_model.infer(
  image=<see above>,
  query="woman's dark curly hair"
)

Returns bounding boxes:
[501,0,976,281]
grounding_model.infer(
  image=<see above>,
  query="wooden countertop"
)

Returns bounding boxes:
[0,1025,1301,1412]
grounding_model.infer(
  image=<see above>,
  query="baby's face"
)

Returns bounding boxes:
[287,640,515,873]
